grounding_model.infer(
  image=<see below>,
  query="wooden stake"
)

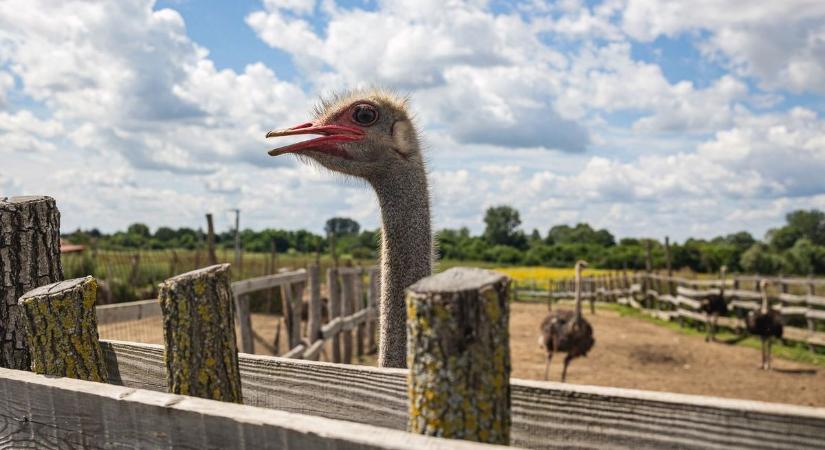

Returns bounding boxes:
[306,265,322,347]
[158,264,242,403]
[406,267,511,444]
[18,276,107,381]
[341,271,355,364]
[327,268,341,363]
[205,213,217,265]
[0,195,64,370]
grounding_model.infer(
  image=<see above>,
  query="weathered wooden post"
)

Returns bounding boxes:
[0,196,64,370]
[205,213,217,265]
[327,268,341,363]
[341,271,355,364]
[306,265,322,345]
[281,280,304,350]
[235,292,254,354]
[406,267,511,444]
[18,276,107,381]
[367,268,379,354]
[158,264,242,403]
[355,270,365,358]
[807,279,816,353]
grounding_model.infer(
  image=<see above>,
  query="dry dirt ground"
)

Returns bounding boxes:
[98,302,825,407]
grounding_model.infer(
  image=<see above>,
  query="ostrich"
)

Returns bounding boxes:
[266,90,431,368]
[746,280,783,370]
[539,260,595,382]
[700,265,729,342]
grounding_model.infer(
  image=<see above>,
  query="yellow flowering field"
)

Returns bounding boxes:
[493,266,616,282]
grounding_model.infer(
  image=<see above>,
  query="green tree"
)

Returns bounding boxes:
[325,217,360,236]
[482,205,527,249]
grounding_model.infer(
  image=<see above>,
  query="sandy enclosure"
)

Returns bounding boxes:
[98,301,825,407]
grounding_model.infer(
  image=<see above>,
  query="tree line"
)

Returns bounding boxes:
[63,208,825,275]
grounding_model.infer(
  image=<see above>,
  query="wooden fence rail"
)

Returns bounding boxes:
[517,272,825,350]
[0,366,501,450]
[98,339,825,450]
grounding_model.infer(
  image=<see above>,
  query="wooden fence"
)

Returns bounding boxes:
[93,265,379,361]
[515,272,825,349]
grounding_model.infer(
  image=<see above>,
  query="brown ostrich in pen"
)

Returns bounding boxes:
[265,89,432,368]
[746,279,783,370]
[700,265,729,342]
[538,260,595,382]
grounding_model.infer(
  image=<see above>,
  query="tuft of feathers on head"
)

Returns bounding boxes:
[312,87,412,121]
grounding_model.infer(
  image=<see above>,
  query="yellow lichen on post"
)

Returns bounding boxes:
[158,264,242,403]
[18,276,108,382]
[406,267,511,445]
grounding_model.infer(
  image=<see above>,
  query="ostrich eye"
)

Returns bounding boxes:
[352,104,378,126]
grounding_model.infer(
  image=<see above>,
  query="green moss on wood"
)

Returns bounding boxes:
[158,264,242,403]
[19,277,108,382]
[406,270,511,445]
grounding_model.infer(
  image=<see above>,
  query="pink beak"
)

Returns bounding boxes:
[266,122,364,158]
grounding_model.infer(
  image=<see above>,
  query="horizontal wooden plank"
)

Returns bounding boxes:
[659,295,679,306]
[303,339,324,360]
[729,300,759,311]
[777,293,807,305]
[100,340,825,450]
[780,306,808,316]
[807,309,825,321]
[677,286,719,298]
[322,317,343,338]
[337,267,365,276]
[676,296,702,310]
[808,295,825,308]
[283,344,306,359]
[95,299,161,325]
[231,270,307,297]
[727,290,763,300]
[0,367,501,450]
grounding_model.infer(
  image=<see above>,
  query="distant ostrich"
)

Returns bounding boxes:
[539,260,595,382]
[700,265,729,342]
[746,280,783,370]
[266,90,431,368]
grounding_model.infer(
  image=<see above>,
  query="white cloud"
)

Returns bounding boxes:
[622,0,825,94]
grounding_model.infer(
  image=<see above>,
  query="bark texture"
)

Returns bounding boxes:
[406,267,511,445]
[18,276,107,381]
[158,264,242,403]
[0,196,64,370]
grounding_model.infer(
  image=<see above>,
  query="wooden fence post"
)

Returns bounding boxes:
[807,279,816,353]
[18,276,107,381]
[205,213,217,265]
[341,272,355,364]
[367,268,379,354]
[236,293,254,354]
[406,267,511,444]
[307,265,322,346]
[355,270,365,358]
[281,281,304,350]
[158,264,242,403]
[327,268,341,363]
[0,196,64,370]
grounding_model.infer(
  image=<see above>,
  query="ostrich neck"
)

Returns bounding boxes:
[371,165,432,368]
[574,268,583,320]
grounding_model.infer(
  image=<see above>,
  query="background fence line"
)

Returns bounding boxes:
[515,272,825,350]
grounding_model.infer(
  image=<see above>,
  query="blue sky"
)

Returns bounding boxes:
[2,0,825,241]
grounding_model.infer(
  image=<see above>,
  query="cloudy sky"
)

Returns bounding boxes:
[1,0,824,241]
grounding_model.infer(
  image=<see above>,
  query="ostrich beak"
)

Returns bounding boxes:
[266,122,364,158]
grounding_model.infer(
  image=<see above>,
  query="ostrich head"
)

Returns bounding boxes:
[265,89,432,369]
[266,90,421,181]
[575,260,588,274]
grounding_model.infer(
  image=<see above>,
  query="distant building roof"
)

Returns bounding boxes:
[60,239,85,254]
